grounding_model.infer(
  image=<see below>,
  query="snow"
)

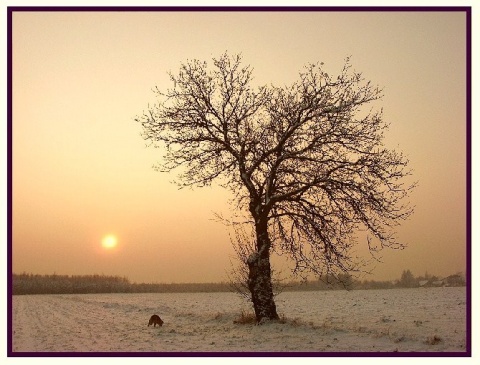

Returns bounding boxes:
[11,287,467,353]
[247,252,259,264]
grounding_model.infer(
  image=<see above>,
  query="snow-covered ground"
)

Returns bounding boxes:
[11,287,467,353]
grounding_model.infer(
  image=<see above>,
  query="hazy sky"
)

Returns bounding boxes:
[11,10,468,284]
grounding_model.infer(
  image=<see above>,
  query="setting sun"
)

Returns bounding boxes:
[101,234,118,249]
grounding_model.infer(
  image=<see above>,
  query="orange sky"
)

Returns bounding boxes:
[10,10,468,283]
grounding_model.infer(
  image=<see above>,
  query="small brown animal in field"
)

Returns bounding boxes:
[148,314,164,327]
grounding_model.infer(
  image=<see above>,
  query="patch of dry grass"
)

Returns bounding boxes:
[425,334,442,345]
[233,310,296,326]
[233,309,257,325]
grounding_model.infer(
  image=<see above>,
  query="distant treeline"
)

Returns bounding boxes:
[11,273,230,295]
[12,270,465,295]
[285,270,466,292]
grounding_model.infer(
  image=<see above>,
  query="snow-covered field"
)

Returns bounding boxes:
[11,287,467,353]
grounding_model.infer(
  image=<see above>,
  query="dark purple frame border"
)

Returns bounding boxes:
[6,5,472,358]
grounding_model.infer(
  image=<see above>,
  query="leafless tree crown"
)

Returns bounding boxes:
[136,53,415,278]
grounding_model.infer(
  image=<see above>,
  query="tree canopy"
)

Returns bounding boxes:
[137,53,414,277]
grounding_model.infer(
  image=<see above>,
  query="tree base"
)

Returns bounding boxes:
[247,252,279,322]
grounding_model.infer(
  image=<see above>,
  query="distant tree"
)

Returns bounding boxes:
[336,273,355,290]
[135,52,415,322]
[398,269,417,288]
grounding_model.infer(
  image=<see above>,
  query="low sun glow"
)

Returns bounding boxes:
[102,234,118,249]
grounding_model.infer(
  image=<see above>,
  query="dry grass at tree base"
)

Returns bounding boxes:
[233,309,302,326]
[233,309,258,325]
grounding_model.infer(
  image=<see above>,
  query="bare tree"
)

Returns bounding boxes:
[135,53,415,322]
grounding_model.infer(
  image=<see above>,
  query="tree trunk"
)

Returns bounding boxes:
[247,217,279,322]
